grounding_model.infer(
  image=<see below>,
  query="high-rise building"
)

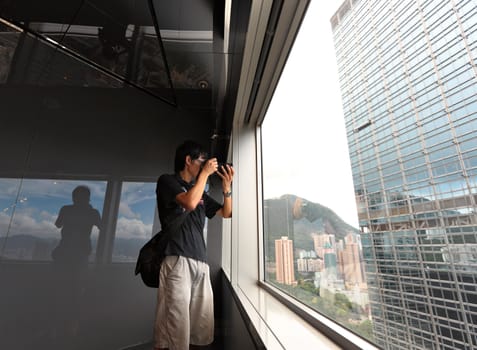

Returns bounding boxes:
[342,234,365,286]
[331,0,477,349]
[313,233,335,259]
[297,258,308,272]
[323,241,338,277]
[275,236,296,285]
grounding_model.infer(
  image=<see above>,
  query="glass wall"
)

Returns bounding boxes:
[331,0,477,349]
[112,181,157,262]
[261,0,477,349]
[261,0,372,343]
[0,178,106,262]
[0,18,165,350]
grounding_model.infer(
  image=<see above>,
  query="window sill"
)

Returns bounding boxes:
[227,276,379,350]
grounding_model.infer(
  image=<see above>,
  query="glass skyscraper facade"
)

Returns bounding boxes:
[331,0,477,349]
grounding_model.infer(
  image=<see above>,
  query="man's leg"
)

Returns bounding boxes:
[189,259,214,346]
[154,256,192,350]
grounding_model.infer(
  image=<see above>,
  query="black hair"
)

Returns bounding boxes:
[174,140,208,173]
[72,185,91,204]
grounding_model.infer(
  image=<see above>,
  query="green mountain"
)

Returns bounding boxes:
[264,194,360,258]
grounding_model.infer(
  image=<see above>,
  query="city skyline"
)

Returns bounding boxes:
[264,193,372,339]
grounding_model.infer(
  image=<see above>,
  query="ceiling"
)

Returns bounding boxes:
[0,0,234,97]
[0,0,255,160]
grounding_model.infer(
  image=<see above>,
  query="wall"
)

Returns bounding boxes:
[0,29,219,350]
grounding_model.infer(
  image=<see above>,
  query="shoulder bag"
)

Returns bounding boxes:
[134,211,188,288]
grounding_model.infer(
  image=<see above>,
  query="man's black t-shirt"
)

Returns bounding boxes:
[156,174,222,262]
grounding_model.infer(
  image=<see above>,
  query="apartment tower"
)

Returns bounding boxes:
[343,234,365,286]
[275,236,296,285]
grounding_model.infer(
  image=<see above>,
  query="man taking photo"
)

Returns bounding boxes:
[154,140,234,350]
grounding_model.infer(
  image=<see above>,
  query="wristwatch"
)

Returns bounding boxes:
[223,190,232,198]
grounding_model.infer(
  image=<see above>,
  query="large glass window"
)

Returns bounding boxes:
[261,0,477,349]
[0,178,106,261]
[261,0,372,343]
[261,0,477,350]
[112,181,157,262]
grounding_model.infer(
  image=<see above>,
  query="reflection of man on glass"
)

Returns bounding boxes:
[53,185,102,265]
[50,185,102,343]
[154,140,234,350]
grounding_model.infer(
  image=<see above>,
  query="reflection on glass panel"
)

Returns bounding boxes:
[0,21,20,83]
[68,1,132,77]
[1,1,219,104]
[151,0,214,88]
[5,31,123,87]
[30,21,132,80]
[76,0,170,88]
[112,182,156,262]
[0,177,22,245]
[135,34,170,88]
[0,178,106,262]
[26,0,175,101]
[161,43,213,89]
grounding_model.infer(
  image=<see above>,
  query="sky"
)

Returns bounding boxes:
[261,0,360,227]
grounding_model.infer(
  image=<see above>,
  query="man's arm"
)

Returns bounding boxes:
[55,207,64,228]
[216,164,234,218]
[175,159,217,211]
[217,194,232,218]
[94,210,103,231]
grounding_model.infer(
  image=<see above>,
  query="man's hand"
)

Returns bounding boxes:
[217,164,234,192]
[201,158,218,176]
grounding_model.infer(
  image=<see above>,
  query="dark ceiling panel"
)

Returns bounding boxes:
[0,0,214,29]
[0,0,178,104]
[151,0,213,31]
[0,0,252,160]
[0,0,84,24]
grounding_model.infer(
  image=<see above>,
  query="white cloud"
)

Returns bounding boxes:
[115,217,152,239]
[121,182,156,205]
[0,210,58,238]
[40,210,57,221]
[118,202,140,219]
[0,212,11,234]
[0,210,152,240]
[0,178,107,202]
[0,179,22,200]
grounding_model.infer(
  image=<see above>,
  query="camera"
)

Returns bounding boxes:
[217,162,233,169]
[214,162,233,176]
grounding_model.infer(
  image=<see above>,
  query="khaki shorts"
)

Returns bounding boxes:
[154,255,214,350]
